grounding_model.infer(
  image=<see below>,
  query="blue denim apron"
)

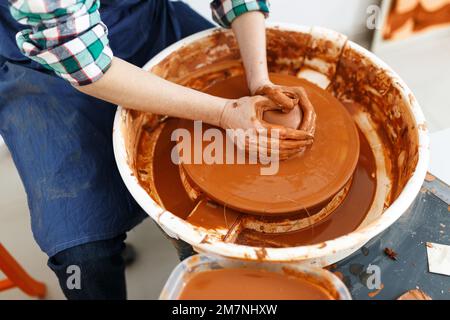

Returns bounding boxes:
[0,0,213,257]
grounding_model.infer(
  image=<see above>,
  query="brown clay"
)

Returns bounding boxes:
[263,106,303,130]
[235,128,376,247]
[178,268,335,300]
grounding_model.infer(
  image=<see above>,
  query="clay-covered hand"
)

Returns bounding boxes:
[219,96,314,160]
[255,84,317,136]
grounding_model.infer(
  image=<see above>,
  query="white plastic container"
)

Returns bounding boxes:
[159,255,352,300]
[113,24,429,266]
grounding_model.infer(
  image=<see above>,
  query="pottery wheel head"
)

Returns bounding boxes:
[177,74,360,217]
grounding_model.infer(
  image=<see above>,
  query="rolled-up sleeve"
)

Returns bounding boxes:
[9,0,113,86]
[210,0,270,28]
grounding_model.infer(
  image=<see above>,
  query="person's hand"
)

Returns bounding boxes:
[255,84,317,136]
[219,96,314,160]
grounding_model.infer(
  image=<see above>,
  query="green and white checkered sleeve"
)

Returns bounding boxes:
[210,0,270,28]
[9,0,113,86]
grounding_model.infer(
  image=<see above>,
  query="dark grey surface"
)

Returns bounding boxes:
[335,176,450,300]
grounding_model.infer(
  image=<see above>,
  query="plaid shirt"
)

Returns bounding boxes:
[9,0,269,86]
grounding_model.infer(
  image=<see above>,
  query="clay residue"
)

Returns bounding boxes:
[266,28,312,75]
[255,247,268,260]
[332,44,419,204]
[152,30,240,83]
[179,268,336,300]
[384,247,398,261]
[304,28,347,78]
[152,28,315,84]
[122,110,160,178]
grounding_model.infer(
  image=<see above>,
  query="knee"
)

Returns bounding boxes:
[49,235,126,266]
[47,234,127,300]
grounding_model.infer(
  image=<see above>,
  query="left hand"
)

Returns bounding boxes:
[219,96,314,160]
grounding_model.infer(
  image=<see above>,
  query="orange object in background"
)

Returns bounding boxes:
[0,243,46,298]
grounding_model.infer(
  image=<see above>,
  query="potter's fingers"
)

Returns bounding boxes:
[307,112,317,135]
[257,135,312,150]
[301,107,316,135]
[244,141,279,158]
[280,138,313,149]
[231,130,302,160]
[244,137,280,153]
[256,86,296,112]
[253,97,280,121]
[278,127,314,141]
[257,122,313,141]
[294,88,316,133]
[272,138,311,150]
[300,110,316,136]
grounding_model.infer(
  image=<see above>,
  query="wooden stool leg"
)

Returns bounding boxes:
[0,279,15,291]
[0,243,47,298]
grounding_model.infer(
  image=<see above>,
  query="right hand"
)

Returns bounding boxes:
[219,96,314,160]
[255,84,316,136]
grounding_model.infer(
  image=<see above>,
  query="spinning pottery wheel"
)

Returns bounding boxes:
[177,74,360,229]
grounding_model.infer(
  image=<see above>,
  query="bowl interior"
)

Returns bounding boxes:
[116,26,426,264]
